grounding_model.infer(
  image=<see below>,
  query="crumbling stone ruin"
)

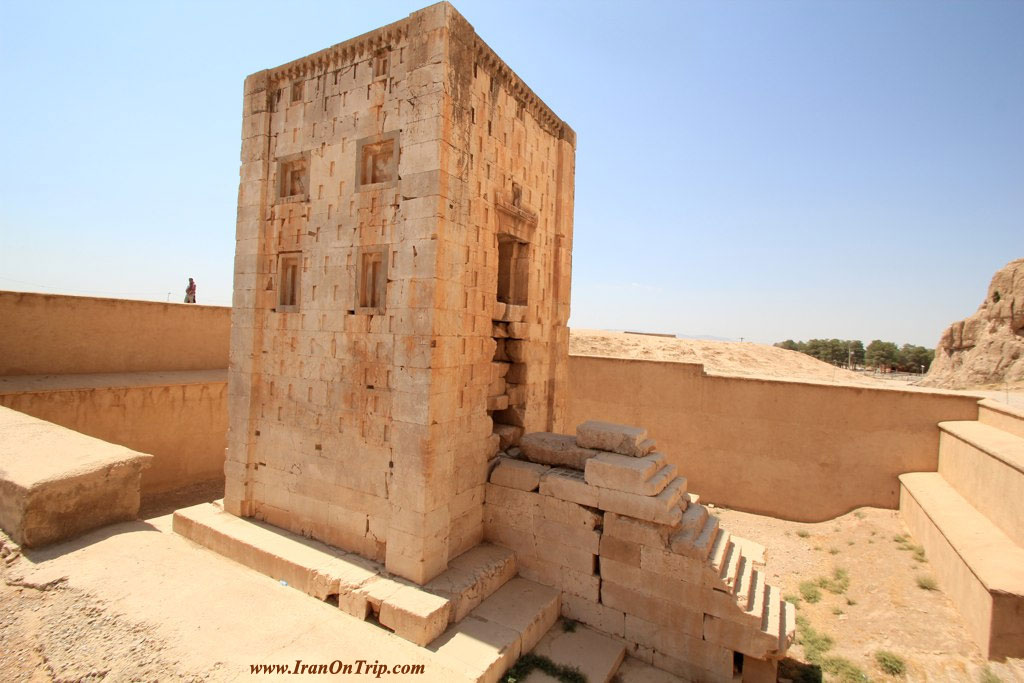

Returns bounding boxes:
[488,421,796,681]
[924,257,1024,388]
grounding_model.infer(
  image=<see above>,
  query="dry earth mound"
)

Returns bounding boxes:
[570,329,885,386]
[923,258,1024,389]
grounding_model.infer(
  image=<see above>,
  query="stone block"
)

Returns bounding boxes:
[584,452,673,495]
[596,476,687,525]
[537,519,600,553]
[598,534,641,566]
[600,557,702,605]
[640,544,703,583]
[493,423,522,450]
[601,581,703,637]
[0,407,151,548]
[470,578,560,654]
[560,592,626,638]
[489,457,549,492]
[425,543,517,622]
[703,613,778,659]
[537,494,602,529]
[531,623,627,683]
[429,615,520,683]
[575,420,653,457]
[627,614,734,676]
[539,467,599,507]
[520,432,599,470]
[378,584,451,645]
[603,511,676,548]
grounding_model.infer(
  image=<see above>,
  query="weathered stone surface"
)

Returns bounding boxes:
[924,258,1024,388]
[584,451,673,495]
[539,467,600,507]
[489,457,549,492]
[520,432,599,470]
[0,406,151,548]
[596,476,687,525]
[576,420,653,457]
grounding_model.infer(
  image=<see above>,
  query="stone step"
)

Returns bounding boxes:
[743,568,767,620]
[734,555,754,606]
[428,577,560,683]
[730,535,766,569]
[523,622,627,683]
[708,529,732,575]
[938,420,1024,547]
[425,543,517,623]
[979,398,1024,440]
[172,502,450,645]
[899,471,1024,659]
[719,541,743,592]
[670,512,719,560]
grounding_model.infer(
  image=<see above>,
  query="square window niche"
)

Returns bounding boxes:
[356,247,388,314]
[277,251,302,311]
[276,152,310,203]
[355,132,399,191]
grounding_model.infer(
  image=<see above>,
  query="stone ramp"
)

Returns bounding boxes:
[900,471,1024,660]
[0,405,151,548]
[173,502,516,647]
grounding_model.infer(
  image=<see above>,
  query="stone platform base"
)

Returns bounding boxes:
[0,406,151,548]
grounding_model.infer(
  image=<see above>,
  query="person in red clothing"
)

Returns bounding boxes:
[184,277,197,303]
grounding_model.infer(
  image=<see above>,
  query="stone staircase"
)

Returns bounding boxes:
[899,398,1024,660]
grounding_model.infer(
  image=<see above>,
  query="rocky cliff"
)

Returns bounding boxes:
[922,258,1024,388]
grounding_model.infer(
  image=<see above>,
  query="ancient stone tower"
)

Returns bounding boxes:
[225,2,576,584]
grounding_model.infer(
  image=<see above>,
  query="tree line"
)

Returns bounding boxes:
[773,338,935,372]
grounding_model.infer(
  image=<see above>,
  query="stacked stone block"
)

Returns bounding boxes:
[225,2,575,586]
[484,421,795,683]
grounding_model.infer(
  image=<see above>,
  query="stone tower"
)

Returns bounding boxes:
[225,2,576,584]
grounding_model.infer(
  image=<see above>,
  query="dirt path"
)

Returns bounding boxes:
[714,506,1024,682]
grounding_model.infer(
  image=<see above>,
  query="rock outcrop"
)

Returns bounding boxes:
[923,258,1024,388]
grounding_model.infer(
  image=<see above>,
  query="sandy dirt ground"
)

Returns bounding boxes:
[715,505,1024,683]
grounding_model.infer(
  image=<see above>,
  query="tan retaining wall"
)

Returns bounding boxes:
[566,355,980,522]
[0,372,227,495]
[0,291,229,375]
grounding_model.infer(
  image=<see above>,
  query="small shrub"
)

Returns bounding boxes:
[821,656,871,682]
[799,581,823,603]
[980,666,1003,683]
[829,547,840,555]
[846,597,857,606]
[916,575,939,591]
[854,510,866,519]
[796,615,833,661]
[817,568,851,594]
[893,534,908,544]
[797,529,810,538]
[560,618,577,633]
[912,545,926,562]
[832,607,844,616]
[500,653,585,683]
[848,540,856,546]
[784,593,802,607]
[875,650,906,676]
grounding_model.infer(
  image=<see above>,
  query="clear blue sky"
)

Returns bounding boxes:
[1,0,1021,347]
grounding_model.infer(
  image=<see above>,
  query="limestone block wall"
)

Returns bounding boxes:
[567,355,981,521]
[225,3,575,584]
[0,372,227,495]
[0,291,229,375]
[484,422,794,683]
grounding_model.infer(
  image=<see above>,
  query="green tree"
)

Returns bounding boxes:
[775,339,800,352]
[866,340,900,370]
[898,344,935,372]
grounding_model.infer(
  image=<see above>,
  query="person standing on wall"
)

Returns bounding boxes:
[184,277,197,303]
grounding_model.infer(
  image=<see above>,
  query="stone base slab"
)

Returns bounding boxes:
[0,406,151,548]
